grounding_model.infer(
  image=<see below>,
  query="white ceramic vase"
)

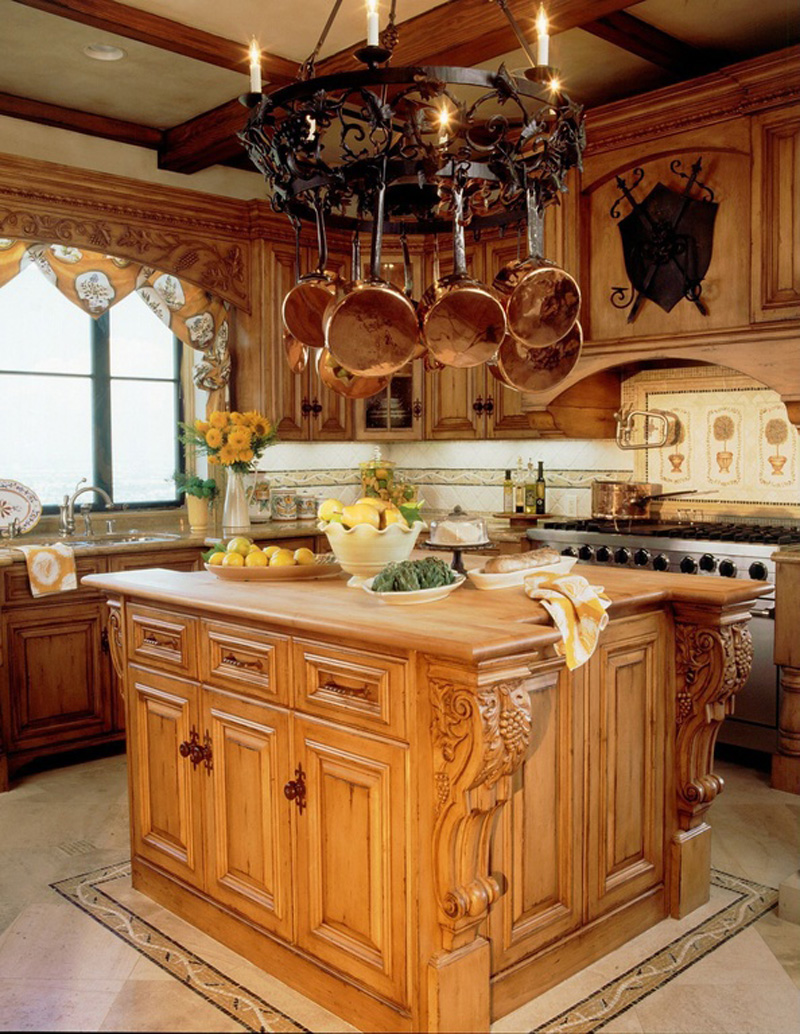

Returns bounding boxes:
[222,469,251,538]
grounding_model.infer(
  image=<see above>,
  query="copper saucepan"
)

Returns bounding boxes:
[282,200,338,349]
[495,320,583,393]
[591,481,700,520]
[283,333,309,374]
[316,347,390,400]
[418,180,507,368]
[324,176,420,378]
[493,187,581,350]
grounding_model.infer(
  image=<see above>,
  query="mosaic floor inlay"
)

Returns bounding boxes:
[51,863,778,1034]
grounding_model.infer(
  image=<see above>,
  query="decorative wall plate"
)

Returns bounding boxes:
[0,480,42,533]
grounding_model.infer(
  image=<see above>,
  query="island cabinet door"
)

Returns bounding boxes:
[201,688,293,941]
[127,667,204,889]
[585,612,667,921]
[293,715,410,1008]
[488,664,585,971]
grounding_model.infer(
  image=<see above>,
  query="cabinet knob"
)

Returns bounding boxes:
[484,394,494,415]
[412,398,422,419]
[179,726,213,772]
[473,396,484,414]
[311,397,323,416]
[301,396,312,417]
[284,763,307,814]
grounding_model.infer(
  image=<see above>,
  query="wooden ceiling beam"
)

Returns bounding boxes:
[159,0,643,175]
[0,90,162,148]
[11,0,297,82]
[581,11,719,76]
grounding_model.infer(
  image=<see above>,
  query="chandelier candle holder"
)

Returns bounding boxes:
[239,0,585,394]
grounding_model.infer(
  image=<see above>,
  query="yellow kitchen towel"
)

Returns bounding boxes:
[524,571,611,670]
[17,543,78,597]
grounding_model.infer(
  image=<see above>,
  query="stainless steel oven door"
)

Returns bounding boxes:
[718,597,778,753]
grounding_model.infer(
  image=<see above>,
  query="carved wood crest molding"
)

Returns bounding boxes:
[673,607,753,829]
[429,675,532,950]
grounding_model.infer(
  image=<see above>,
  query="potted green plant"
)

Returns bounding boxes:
[173,472,219,534]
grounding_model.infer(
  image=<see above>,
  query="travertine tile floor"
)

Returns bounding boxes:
[0,751,797,1033]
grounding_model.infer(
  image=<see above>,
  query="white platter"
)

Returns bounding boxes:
[0,480,42,534]
[467,555,578,590]
[205,557,341,581]
[361,573,466,605]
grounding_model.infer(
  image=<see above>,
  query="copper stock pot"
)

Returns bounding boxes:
[591,481,699,520]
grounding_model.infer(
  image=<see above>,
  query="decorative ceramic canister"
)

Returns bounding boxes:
[272,491,298,521]
[247,471,271,521]
[295,494,318,520]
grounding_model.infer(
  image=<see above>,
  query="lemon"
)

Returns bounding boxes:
[318,498,344,522]
[355,497,390,512]
[294,547,315,565]
[270,548,296,566]
[222,551,245,566]
[226,536,252,556]
[244,550,268,567]
[341,502,381,529]
[383,508,408,528]
[247,543,263,555]
[208,552,225,566]
[262,544,281,558]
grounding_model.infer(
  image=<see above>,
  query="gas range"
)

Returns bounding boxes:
[526,520,800,583]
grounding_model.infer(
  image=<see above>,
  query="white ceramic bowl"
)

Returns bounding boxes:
[319,520,425,586]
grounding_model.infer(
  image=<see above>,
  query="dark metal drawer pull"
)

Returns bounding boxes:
[221,652,264,671]
[142,631,177,649]
[320,679,369,698]
[284,764,307,814]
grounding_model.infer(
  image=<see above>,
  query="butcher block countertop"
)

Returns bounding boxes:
[82,558,771,665]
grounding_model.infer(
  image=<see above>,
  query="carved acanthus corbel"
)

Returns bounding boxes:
[673,605,753,829]
[430,676,532,950]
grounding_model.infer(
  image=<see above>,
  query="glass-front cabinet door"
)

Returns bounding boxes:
[355,361,424,441]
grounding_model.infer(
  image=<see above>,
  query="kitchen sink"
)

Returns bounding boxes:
[69,533,183,547]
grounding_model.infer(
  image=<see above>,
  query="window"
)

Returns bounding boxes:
[1,264,183,509]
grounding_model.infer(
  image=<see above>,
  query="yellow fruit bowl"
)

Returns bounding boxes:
[319,520,426,587]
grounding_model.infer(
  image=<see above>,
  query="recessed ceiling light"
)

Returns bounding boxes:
[83,43,126,61]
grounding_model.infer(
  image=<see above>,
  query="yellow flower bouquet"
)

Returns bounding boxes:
[180,410,278,474]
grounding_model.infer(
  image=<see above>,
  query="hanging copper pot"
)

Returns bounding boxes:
[400,229,427,362]
[317,347,390,399]
[283,333,308,374]
[282,199,338,349]
[418,180,507,368]
[495,320,583,393]
[493,187,581,350]
[324,174,420,377]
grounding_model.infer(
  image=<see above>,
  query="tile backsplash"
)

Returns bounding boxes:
[260,439,634,517]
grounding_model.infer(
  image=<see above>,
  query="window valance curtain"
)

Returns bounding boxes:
[0,238,231,406]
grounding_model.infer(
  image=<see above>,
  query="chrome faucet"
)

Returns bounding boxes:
[59,479,114,537]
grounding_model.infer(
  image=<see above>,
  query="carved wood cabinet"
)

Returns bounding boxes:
[86,564,763,1033]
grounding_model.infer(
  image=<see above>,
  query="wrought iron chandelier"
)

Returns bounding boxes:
[238,0,587,391]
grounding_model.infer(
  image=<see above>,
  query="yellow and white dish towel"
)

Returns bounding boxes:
[17,543,78,597]
[524,571,611,670]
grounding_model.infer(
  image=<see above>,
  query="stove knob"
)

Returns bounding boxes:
[748,561,769,581]
[633,548,651,566]
[596,545,612,563]
[652,553,669,572]
[699,553,717,573]
[680,556,698,574]
[561,546,579,558]
[719,559,738,578]
[578,545,594,561]
[614,547,631,565]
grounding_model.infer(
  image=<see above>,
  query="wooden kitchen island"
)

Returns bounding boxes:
[83,562,769,1033]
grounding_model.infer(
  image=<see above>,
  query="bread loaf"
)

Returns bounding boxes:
[483,547,560,573]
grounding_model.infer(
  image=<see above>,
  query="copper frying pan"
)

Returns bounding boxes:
[324,175,420,378]
[317,347,390,399]
[493,188,581,350]
[282,199,338,349]
[283,333,308,374]
[495,320,583,393]
[418,180,507,368]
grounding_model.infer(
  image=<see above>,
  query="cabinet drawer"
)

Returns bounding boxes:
[128,605,197,678]
[292,639,407,738]
[200,620,291,704]
[2,555,106,605]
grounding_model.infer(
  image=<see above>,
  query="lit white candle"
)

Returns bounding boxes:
[249,37,262,93]
[536,5,549,66]
[366,0,379,47]
[437,107,450,145]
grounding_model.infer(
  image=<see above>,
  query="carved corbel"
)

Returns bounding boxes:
[430,676,533,950]
[673,604,753,829]
[106,600,125,685]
